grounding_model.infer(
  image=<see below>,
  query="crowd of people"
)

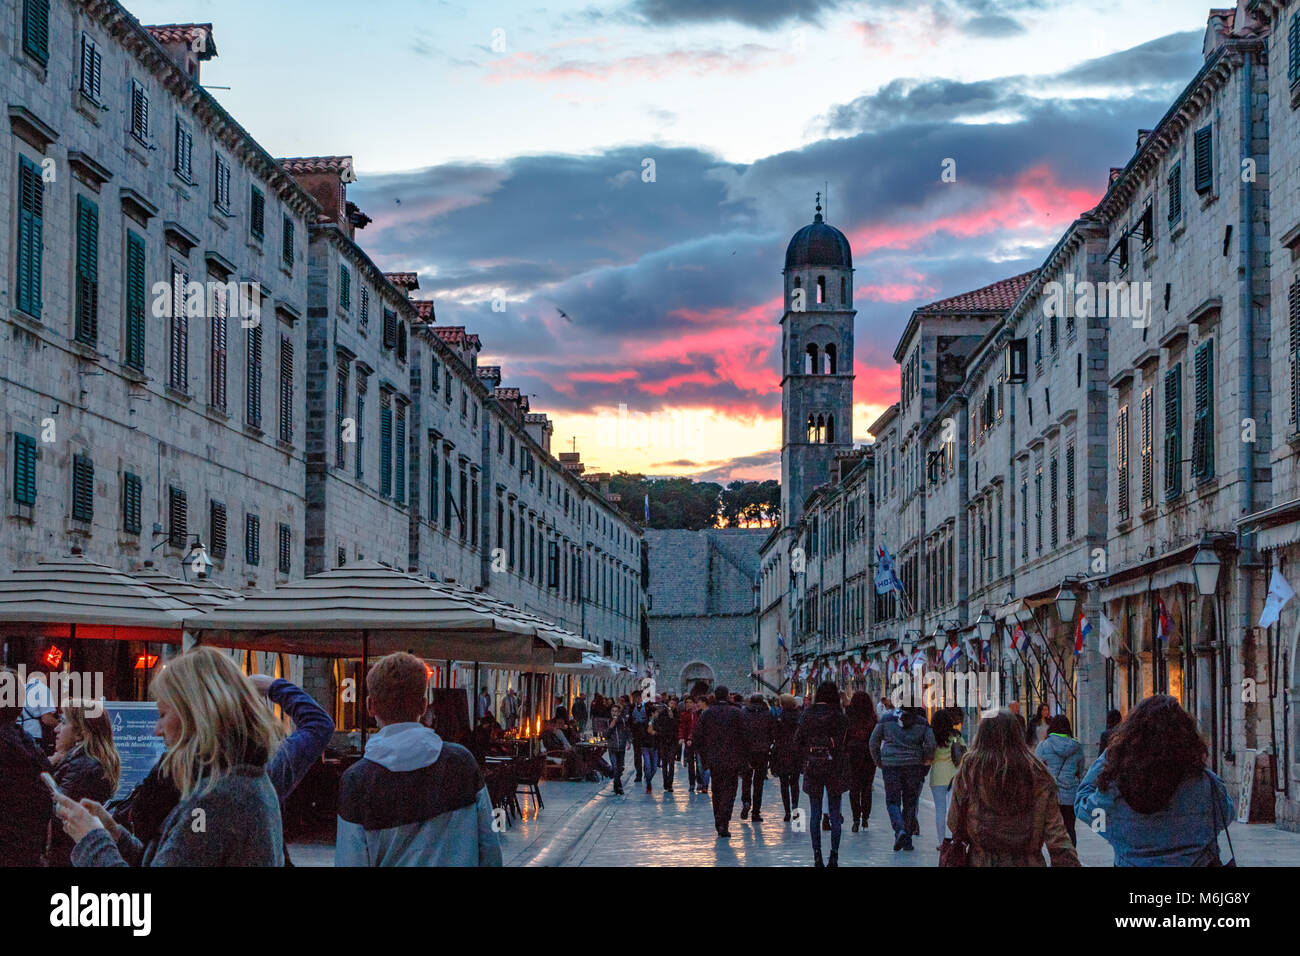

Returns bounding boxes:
[2,653,1236,867]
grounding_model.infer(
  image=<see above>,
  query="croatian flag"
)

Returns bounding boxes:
[1259,569,1296,628]
[875,544,905,596]
[1098,613,1116,659]
[942,641,963,668]
[1157,598,1172,643]
[1011,623,1025,650]
[777,631,787,652]
[1074,615,1091,656]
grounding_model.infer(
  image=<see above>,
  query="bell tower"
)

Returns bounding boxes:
[780,195,855,527]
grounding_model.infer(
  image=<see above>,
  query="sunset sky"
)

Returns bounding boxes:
[130,0,1210,482]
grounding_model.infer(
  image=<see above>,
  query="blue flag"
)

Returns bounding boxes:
[874,544,904,596]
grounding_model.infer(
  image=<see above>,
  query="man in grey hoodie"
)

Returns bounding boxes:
[336,653,502,867]
[869,706,936,851]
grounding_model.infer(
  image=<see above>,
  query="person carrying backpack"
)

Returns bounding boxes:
[794,681,849,867]
[739,694,775,822]
[869,704,936,852]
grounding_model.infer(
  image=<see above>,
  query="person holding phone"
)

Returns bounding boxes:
[46,700,121,866]
[52,647,286,867]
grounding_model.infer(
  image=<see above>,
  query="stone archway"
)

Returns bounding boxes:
[680,660,714,695]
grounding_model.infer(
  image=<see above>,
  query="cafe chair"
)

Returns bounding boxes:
[514,755,545,812]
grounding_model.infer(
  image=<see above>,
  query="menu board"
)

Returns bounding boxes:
[104,701,166,801]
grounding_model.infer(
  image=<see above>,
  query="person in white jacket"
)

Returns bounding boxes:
[335,653,502,867]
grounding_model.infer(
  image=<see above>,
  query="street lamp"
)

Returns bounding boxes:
[975,609,994,643]
[182,537,213,579]
[1054,583,1078,623]
[1192,533,1221,597]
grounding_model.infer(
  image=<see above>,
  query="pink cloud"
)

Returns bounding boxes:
[485,45,780,85]
[569,368,639,384]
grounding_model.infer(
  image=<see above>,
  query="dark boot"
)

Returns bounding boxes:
[740,803,749,820]
[827,850,838,868]
[851,817,860,833]
[814,850,825,868]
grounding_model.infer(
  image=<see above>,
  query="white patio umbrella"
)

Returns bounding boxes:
[129,563,243,610]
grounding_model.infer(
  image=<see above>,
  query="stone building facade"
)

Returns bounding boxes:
[647,527,765,694]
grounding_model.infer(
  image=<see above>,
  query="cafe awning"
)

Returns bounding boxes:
[129,565,243,610]
[552,652,624,676]
[435,584,598,661]
[0,554,196,642]
[188,561,558,666]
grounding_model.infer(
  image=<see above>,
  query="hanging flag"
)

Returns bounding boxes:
[1098,612,1116,659]
[910,648,927,672]
[1259,569,1297,628]
[942,640,963,668]
[1011,623,1025,650]
[875,544,905,596]
[1157,597,1172,643]
[1074,614,1092,656]
[644,493,651,523]
[777,631,787,652]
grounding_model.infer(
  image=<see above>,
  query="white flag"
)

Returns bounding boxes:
[1098,612,1116,659]
[1259,569,1297,628]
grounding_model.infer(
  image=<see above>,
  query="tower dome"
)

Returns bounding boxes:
[784,195,852,272]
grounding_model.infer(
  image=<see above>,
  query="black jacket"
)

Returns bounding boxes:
[739,702,776,759]
[694,701,746,773]
[769,708,803,774]
[795,703,850,794]
[652,707,679,750]
[0,722,54,866]
[47,747,114,866]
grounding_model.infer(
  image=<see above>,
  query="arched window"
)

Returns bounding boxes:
[826,414,835,443]
[825,344,837,374]
[840,275,847,304]
[807,414,817,443]
[815,414,825,444]
[817,275,826,304]
[793,276,802,290]
[805,343,819,374]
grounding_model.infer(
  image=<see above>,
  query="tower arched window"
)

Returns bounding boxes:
[826,414,835,443]
[825,344,837,374]
[817,275,826,304]
[815,414,825,444]
[805,343,819,375]
[840,275,846,304]
[807,414,817,443]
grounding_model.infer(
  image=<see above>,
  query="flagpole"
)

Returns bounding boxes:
[1026,607,1077,704]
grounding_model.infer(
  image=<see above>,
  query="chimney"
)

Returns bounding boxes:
[144,24,216,82]
[1203,8,1236,59]
[524,413,553,454]
[279,156,366,236]
[559,451,585,476]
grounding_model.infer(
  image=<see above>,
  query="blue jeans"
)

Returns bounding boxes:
[695,751,711,790]
[642,746,659,783]
[808,787,843,855]
[608,748,625,790]
[882,765,928,838]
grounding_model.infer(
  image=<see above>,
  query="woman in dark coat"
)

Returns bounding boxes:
[769,694,802,821]
[794,681,849,868]
[844,691,878,833]
[47,702,120,866]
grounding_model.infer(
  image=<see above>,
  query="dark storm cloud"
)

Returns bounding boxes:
[629,0,849,29]
[1056,31,1202,87]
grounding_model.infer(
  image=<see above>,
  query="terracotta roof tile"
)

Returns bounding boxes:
[433,326,466,346]
[144,23,216,58]
[385,272,419,291]
[412,300,435,321]
[914,270,1038,314]
[278,156,354,177]
[496,387,521,401]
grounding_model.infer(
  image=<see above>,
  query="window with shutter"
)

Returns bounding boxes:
[1117,405,1130,520]
[470,473,478,544]
[214,155,231,211]
[395,406,406,504]
[282,217,294,266]
[245,513,260,565]
[74,196,99,346]
[1290,278,1300,428]
[278,524,291,574]
[168,486,187,547]
[246,324,262,428]
[13,434,37,506]
[383,309,397,349]
[250,187,265,240]
[445,460,454,532]
[339,266,351,310]
[169,265,189,391]
[379,401,392,497]
[1049,454,1059,549]
[1164,364,1183,499]
[71,454,94,522]
[335,364,349,468]
[359,287,369,331]
[122,472,142,535]
[17,155,44,318]
[1140,387,1154,509]
[210,279,227,410]
[1194,126,1213,194]
[210,500,227,558]
[1290,13,1300,87]
[355,381,366,480]
[174,119,193,182]
[125,232,146,370]
[397,322,407,363]
[80,34,102,101]
[1192,341,1215,480]
[429,444,439,524]
[23,0,50,64]
[278,336,293,443]
[130,81,150,143]
[1065,442,1076,540]
[1019,477,1028,561]
[1168,162,1182,225]
[1034,465,1043,554]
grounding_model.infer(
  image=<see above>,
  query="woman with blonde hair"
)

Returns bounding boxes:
[946,708,1080,867]
[46,700,121,866]
[53,646,285,866]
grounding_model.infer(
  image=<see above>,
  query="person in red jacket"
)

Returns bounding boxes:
[678,699,699,791]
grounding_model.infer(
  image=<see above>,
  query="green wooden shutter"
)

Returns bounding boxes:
[247,324,262,427]
[278,335,293,442]
[1193,342,1214,480]
[72,454,94,522]
[250,187,265,240]
[75,196,99,345]
[246,513,260,565]
[1193,126,1213,194]
[395,406,406,503]
[1290,14,1300,87]
[339,265,350,310]
[17,156,44,317]
[122,472,142,534]
[13,433,37,505]
[23,0,50,64]
[1167,162,1181,224]
[125,231,146,370]
[379,403,393,497]
[210,500,227,557]
[168,486,187,547]
[1290,278,1300,427]
[1164,364,1182,498]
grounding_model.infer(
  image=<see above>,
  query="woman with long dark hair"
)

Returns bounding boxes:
[1026,702,1052,747]
[769,694,802,821]
[795,681,849,867]
[947,709,1080,866]
[1075,695,1232,866]
[844,691,877,832]
[869,704,935,852]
